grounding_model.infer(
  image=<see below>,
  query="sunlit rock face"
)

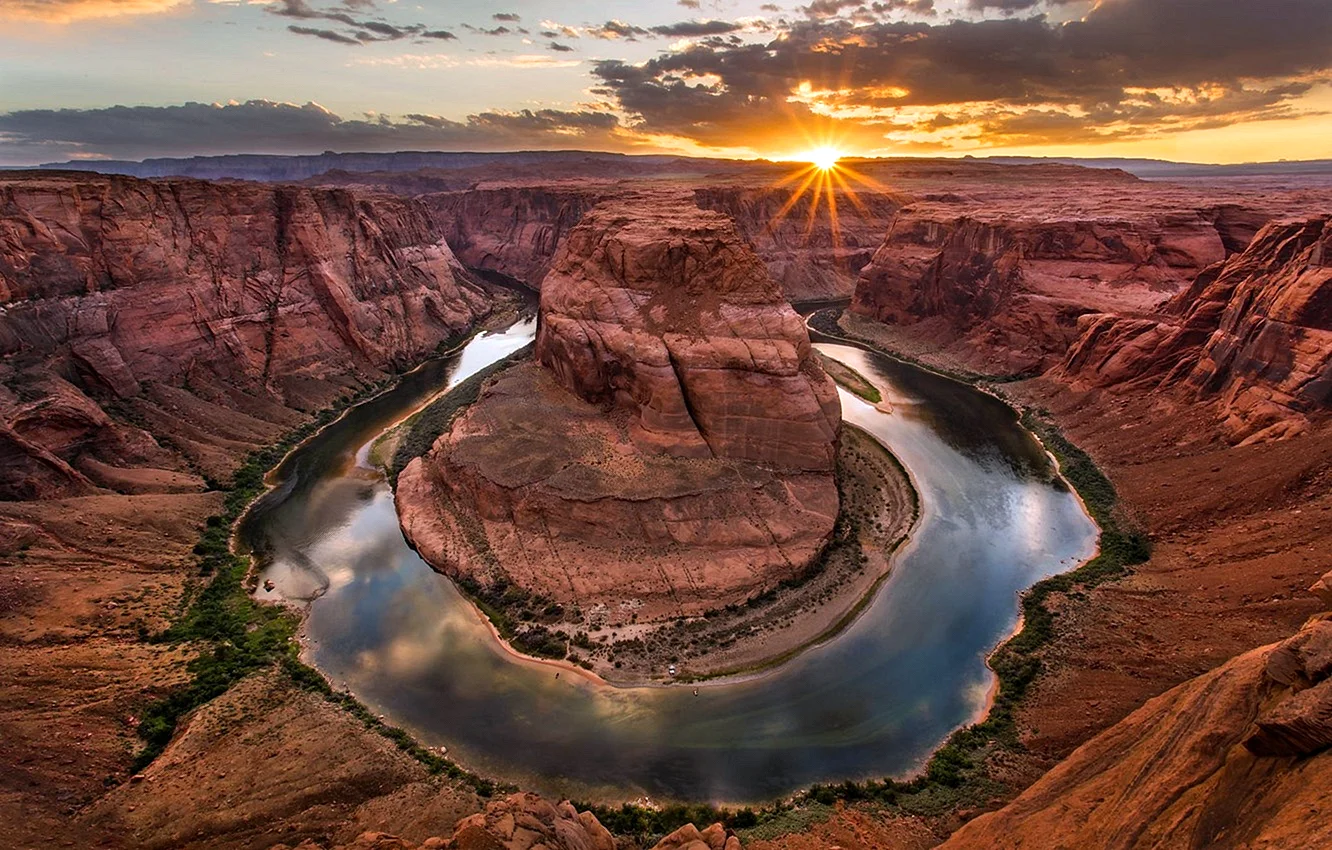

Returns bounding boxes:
[1058,216,1332,444]
[423,183,903,300]
[0,173,490,498]
[942,610,1332,850]
[850,209,1236,374]
[397,198,842,624]
[535,201,842,471]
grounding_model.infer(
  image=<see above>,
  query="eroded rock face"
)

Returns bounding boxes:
[850,210,1232,374]
[1058,216,1332,443]
[535,202,841,471]
[270,796,743,850]
[397,199,841,623]
[942,614,1332,850]
[651,822,742,850]
[0,174,487,394]
[425,187,605,288]
[694,186,905,301]
[0,173,491,497]
[449,793,616,850]
[421,183,905,300]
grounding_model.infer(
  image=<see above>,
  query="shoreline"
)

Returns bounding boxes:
[245,302,1116,813]
[396,420,921,690]
[806,306,1106,758]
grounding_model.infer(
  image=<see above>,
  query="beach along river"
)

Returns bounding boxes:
[242,313,1097,804]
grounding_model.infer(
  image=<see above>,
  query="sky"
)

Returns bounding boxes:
[1,0,1331,165]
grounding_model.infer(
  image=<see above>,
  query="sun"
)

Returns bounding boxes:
[807,147,842,171]
[768,142,887,250]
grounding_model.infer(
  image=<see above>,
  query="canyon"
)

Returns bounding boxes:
[0,173,494,499]
[396,197,847,664]
[1,156,1330,850]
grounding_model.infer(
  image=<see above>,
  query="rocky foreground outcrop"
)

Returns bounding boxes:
[271,793,742,850]
[1058,216,1332,443]
[943,574,1332,850]
[397,199,841,623]
[0,173,491,497]
[849,207,1249,374]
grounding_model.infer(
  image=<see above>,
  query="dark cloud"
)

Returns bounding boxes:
[493,12,520,22]
[588,20,650,40]
[0,100,631,164]
[287,25,360,45]
[965,0,1042,12]
[591,0,1332,148]
[269,0,457,45]
[547,41,575,53]
[650,20,747,37]
[801,0,861,17]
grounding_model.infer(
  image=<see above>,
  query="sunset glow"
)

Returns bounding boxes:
[807,148,842,171]
[0,1,1328,165]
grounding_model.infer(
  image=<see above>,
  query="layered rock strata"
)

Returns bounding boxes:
[424,187,605,288]
[944,605,1332,850]
[1058,216,1332,443]
[0,173,491,497]
[850,209,1240,373]
[397,200,841,623]
[694,186,906,301]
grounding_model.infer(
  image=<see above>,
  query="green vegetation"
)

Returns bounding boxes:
[806,308,1039,385]
[389,343,534,482]
[133,402,358,771]
[814,349,882,403]
[574,340,1151,838]
[130,338,504,798]
[575,801,768,843]
[129,303,1147,841]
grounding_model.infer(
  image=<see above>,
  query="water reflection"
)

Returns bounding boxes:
[245,324,1097,804]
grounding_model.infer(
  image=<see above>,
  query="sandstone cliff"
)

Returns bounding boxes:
[1058,216,1332,443]
[943,588,1332,850]
[694,186,905,301]
[849,209,1236,374]
[423,187,606,288]
[397,198,841,625]
[420,183,904,300]
[0,173,492,498]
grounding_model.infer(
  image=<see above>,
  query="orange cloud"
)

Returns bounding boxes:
[0,0,189,24]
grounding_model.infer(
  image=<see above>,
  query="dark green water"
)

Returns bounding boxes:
[242,316,1096,804]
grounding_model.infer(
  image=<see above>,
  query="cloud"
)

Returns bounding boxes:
[0,99,631,164]
[650,20,747,37]
[287,24,359,44]
[268,0,455,45]
[591,0,1332,151]
[0,0,187,23]
[587,20,649,40]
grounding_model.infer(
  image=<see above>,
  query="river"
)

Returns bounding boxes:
[242,311,1097,804]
